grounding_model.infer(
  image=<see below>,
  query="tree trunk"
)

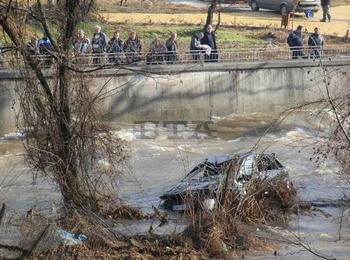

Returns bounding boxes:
[205,0,217,29]
[214,8,221,32]
[1,0,126,214]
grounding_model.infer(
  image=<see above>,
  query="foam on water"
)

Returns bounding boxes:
[115,129,137,141]
[1,113,350,257]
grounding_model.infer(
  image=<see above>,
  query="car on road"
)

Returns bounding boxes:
[248,0,320,15]
[160,152,292,211]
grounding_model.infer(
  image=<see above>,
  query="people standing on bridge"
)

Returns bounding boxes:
[38,35,53,66]
[74,30,90,65]
[26,36,39,56]
[147,37,167,65]
[201,24,218,62]
[91,25,107,64]
[320,0,331,22]
[190,32,210,62]
[287,25,304,59]
[107,31,124,64]
[124,31,142,64]
[75,30,90,55]
[308,27,324,59]
[165,32,178,64]
[38,36,52,55]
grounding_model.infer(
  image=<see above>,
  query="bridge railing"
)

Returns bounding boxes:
[0,45,349,70]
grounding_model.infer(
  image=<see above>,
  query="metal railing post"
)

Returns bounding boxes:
[0,45,349,70]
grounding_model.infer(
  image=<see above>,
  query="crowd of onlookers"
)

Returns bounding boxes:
[0,23,327,68]
[287,26,325,59]
[22,24,220,65]
[80,23,220,64]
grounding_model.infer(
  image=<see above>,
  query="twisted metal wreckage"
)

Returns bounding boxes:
[161,152,293,211]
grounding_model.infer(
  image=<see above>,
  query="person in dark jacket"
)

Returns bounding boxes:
[190,32,204,62]
[201,24,218,62]
[165,32,178,64]
[107,31,124,64]
[38,36,52,55]
[91,25,107,64]
[287,25,304,59]
[37,35,53,66]
[308,27,324,59]
[320,0,331,22]
[124,31,142,64]
[147,37,167,65]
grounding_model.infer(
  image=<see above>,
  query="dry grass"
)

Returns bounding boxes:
[182,159,297,258]
[96,0,204,14]
[30,237,202,259]
[100,5,350,37]
[27,210,202,259]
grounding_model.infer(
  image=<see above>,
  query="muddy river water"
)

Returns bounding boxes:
[1,115,350,259]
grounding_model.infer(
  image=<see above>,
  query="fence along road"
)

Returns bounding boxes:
[0,45,350,70]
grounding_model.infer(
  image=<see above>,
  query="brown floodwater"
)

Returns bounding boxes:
[0,115,350,259]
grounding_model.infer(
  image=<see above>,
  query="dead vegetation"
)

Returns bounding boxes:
[0,0,134,215]
[97,0,205,14]
[23,208,201,259]
[24,174,296,259]
[298,53,350,173]
[182,160,297,258]
[30,236,201,259]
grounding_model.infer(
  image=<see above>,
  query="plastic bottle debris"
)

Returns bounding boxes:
[57,229,87,246]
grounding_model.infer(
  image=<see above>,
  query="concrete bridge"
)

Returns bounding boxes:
[1,56,350,134]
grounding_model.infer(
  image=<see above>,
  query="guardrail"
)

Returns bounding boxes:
[0,45,349,69]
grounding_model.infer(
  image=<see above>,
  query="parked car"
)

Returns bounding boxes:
[248,0,320,15]
[160,152,292,211]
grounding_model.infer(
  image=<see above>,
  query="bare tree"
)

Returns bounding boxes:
[0,0,128,213]
[205,0,222,32]
[205,0,218,29]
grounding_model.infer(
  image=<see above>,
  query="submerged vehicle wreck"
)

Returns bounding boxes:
[160,152,292,211]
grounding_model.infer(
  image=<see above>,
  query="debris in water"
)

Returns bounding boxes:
[160,152,293,211]
[57,230,87,246]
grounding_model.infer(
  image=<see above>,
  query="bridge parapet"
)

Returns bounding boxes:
[0,55,349,132]
[0,45,349,74]
[1,57,350,80]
